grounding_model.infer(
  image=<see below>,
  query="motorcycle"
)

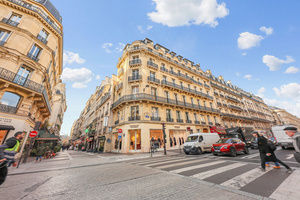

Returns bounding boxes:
[0,160,8,186]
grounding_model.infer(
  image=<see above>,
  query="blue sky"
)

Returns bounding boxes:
[51,0,300,136]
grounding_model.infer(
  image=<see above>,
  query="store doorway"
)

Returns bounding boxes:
[129,129,141,151]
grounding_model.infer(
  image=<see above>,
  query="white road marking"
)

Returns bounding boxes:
[157,159,210,169]
[144,158,195,167]
[192,162,248,179]
[65,151,73,160]
[221,167,272,189]
[286,154,294,160]
[240,153,259,159]
[170,160,226,174]
[131,157,185,165]
[270,169,300,200]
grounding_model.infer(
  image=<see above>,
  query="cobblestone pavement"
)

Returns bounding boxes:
[0,150,298,200]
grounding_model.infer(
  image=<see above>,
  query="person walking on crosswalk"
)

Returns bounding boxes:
[253,132,292,173]
[283,127,300,163]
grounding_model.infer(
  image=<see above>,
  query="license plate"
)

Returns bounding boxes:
[215,150,220,152]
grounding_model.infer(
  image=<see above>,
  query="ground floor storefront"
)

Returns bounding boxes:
[112,123,211,153]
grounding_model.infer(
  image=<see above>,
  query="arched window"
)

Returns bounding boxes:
[0,92,21,107]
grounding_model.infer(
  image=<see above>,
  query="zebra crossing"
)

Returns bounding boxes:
[127,155,300,199]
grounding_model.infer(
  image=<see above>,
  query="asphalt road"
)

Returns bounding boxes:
[0,149,299,200]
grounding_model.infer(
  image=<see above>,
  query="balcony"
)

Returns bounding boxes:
[186,120,192,124]
[151,116,161,121]
[166,118,174,122]
[0,67,51,112]
[177,119,183,123]
[128,75,142,82]
[115,83,123,91]
[195,121,200,124]
[204,84,210,88]
[214,92,219,96]
[160,66,168,73]
[115,120,119,125]
[226,96,240,103]
[129,59,141,66]
[111,93,220,114]
[147,61,158,69]
[37,34,48,44]
[1,18,19,27]
[0,104,17,114]
[129,116,140,121]
[27,53,39,62]
[229,105,243,111]
[147,76,160,84]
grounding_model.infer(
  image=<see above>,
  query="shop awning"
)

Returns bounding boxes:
[0,125,15,130]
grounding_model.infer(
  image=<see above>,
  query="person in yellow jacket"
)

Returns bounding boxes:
[0,132,25,167]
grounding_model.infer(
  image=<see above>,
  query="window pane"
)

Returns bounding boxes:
[0,92,20,107]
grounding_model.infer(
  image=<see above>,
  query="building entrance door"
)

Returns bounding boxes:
[129,129,141,151]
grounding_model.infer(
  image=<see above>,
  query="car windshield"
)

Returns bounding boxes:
[186,136,198,142]
[217,138,232,144]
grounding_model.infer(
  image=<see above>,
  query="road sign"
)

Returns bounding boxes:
[118,135,122,140]
[118,129,122,133]
[29,130,38,138]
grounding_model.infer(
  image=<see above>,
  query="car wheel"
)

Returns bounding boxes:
[281,146,286,150]
[244,147,249,154]
[230,148,237,157]
[197,147,203,155]
[213,153,218,156]
[185,152,190,155]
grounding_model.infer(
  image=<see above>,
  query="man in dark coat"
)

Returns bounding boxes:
[254,132,292,173]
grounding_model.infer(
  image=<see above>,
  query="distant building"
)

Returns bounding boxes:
[270,106,300,130]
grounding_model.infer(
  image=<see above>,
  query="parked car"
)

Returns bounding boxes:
[183,133,220,155]
[212,138,249,157]
[272,125,295,149]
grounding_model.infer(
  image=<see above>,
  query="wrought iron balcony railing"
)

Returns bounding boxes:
[147,61,158,69]
[195,121,200,124]
[129,59,141,66]
[166,118,174,122]
[128,116,140,121]
[177,119,183,123]
[186,120,192,123]
[27,53,39,62]
[0,103,17,114]
[147,76,160,84]
[128,75,142,82]
[151,116,161,121]
[37,34,48,44]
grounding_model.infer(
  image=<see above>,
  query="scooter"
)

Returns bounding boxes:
[0,160,8,186]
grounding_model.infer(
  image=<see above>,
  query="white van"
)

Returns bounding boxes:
[272,125,295,149]
[183,133,220,154]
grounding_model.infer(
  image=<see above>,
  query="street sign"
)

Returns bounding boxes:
[118,135,122,140]
[118,129,122,133]
[29,130,38,138]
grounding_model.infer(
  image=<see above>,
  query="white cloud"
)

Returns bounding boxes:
[257,87,266,98]
[102,42,125,53]
[244,74,252,80]
[264,98,300,118]
[148,0,229,27]
[284,66,299,74]
[61,67,93,89]
[273,83,300,99]
[259,26,273,35]
[96,75,101,80]
[137,25,153,34]
[63,50,85,66]
[242,52,247,56]
[237,32,264,50]
[262,55,295,71]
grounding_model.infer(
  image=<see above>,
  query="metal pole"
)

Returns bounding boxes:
[162,123,167,155]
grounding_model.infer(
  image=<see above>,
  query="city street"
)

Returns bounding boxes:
[1,149,299,200]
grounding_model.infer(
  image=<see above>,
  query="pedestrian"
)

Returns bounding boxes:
[35,146,44,162]
[0,131,25,167]
[283,127,300,163]
[254,132,292,173]
[169,137,173,147]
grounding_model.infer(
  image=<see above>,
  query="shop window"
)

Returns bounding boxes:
[129,129,141,150]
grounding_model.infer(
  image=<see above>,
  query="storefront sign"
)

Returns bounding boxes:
[174,126,180,129]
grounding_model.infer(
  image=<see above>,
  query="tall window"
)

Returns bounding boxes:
[194,113,197,121]
[172,79,175,85]
[38,29,49,42]
[131,106,139,117]
[185,112,190,121]
[0,92,21,107]
[200,115,205,122]
[210,102,213,108]
[165,91,169,100]
[162,75,167,82]
[132,69,139,77]
[176,111,181,120]
[214,116,217,124]
[182,95,186,105]
[150,71,155,79]
[180,82,183,88]
[191,97,194,106]
[166,109,171,119]
[132,86,139,94]
[8,13,22,26]
[197,99,200,107]
[174,93,178,103]
[203,101,206,107]
[132,55,139,60]
[152,107,159,118]
[207,115,210,122]
[28,44,42,59]
[0,30,10,44]
[151,87,157,96]
[14,66,31,85]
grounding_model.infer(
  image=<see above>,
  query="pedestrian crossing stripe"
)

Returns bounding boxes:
[240,153,259,159]
[144,157,196,167]
[157,158,211,169]
[192,162,248,180]
[130,156,185,165]
[170,160,226,174]
[220,167,273,189]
